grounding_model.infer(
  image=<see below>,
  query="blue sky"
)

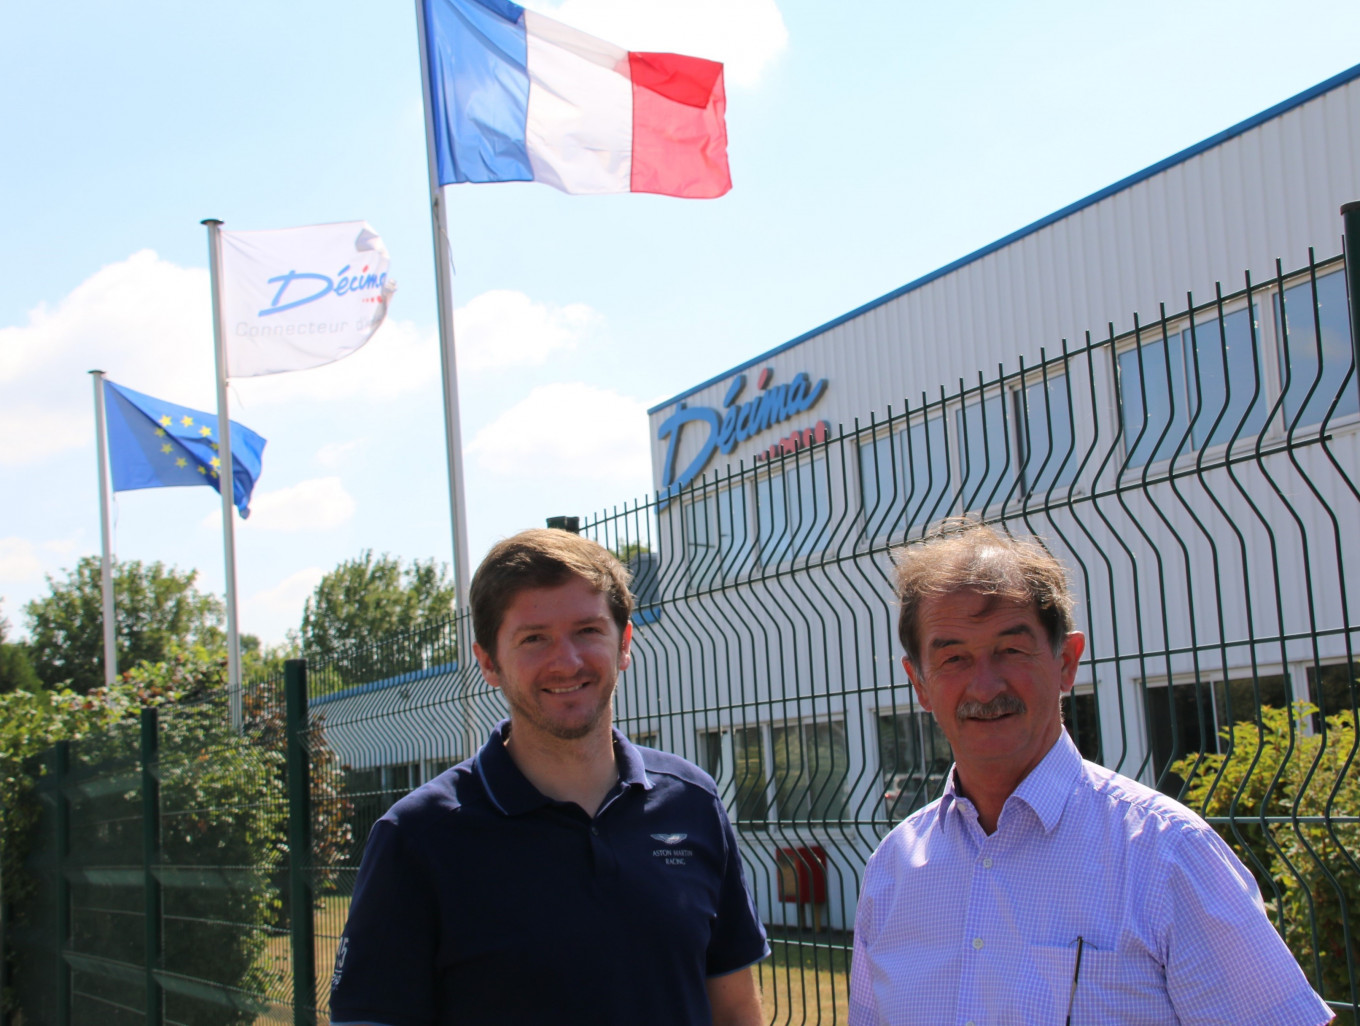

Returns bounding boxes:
[3,0,1359,646]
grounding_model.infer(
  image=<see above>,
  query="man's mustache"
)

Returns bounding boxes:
[956,693,1026,721]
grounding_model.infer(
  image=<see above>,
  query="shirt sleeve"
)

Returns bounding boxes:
[329,817,439,1026]
[1161,822,1334,1026]
[704,796,771,976]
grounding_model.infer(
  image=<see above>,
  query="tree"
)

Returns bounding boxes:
[301,551,457,691]
[0,601,40,693]
[24,557,224,693]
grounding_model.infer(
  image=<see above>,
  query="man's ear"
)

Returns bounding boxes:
[472,642,501,689]
[1058,631,1086,694]
[618,621,633,672]
[902,655,933,713]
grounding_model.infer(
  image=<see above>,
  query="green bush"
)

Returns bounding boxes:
[1,647,352,1025]
[1172,702,1360,1013]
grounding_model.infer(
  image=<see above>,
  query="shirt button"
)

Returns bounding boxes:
[982,857,993,869]
[972,937,984,950]
[590,826,599,835]
[966,1021,976,1026]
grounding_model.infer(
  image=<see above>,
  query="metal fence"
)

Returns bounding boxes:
[5,244,1360,1024]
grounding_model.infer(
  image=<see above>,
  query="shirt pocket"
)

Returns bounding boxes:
[1027,944,1172,1026]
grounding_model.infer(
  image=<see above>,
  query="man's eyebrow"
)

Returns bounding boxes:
[511,615,609,635]
[998,623,1038,640]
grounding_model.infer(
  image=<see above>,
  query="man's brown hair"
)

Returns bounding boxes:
[470,529,633,661]
[892,519,1076,670]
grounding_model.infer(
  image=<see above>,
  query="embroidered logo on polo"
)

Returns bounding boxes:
[651,832,693,865]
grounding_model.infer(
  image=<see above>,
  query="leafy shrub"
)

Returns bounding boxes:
[1172,702,1360,1014]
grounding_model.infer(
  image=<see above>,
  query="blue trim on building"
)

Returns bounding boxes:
[310,661,460,706]
[649,61,1360,416]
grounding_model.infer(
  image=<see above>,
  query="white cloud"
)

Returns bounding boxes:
[0,250,217,467]
[203,477,356,532]
[245,565,325,637]
[0,537,45,584]
[529,0,788,88]
[468,382,650,480]
[315,439,363,469]
[453,290,602,373]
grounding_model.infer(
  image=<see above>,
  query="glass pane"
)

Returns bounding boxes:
[755,471,788,567]
[1119,335,1189,467]
[1309,662,1359,723]
[1020,376,1078,495]
[1145,680,1214,795]
[715,484,752,577]
[1186,308,1268,450]
[904,416,951,528]
[771,724,805,820]
[1278,270,1360,427]
[1061,690,1101,762]
[788,458,828,560]
[859,434,897,537]
[733,727,769,823]
[876,712,951,820]
[955,393,1011,512]
[1212,674,1289,740]
[685,495,718,589]
[804,720,849,819]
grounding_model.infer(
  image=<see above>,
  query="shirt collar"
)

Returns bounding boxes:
[1007,730,1084,832]
[474,718,652,817]
[937,730,1084,834]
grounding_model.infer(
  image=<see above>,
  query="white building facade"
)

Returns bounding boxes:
[607,64,1360,934]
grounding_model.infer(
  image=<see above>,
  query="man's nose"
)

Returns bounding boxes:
[547,638,587,673]
[969,656,1008,697]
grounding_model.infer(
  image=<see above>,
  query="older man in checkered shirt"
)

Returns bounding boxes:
[850,522,1333,1026]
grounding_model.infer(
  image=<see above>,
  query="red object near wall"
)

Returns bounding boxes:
[775,846,828,904]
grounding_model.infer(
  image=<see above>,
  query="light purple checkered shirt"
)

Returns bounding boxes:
[850,731,1334,1025]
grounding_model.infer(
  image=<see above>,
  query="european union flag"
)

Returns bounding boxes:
[103,379,267,517]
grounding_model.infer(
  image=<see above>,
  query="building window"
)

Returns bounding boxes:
[1275,269,1359,429]
[701,726,769,824]
[857,414,951,538]
[956,392,1012,511]
[1144,673,1290,794]
[755,457,829,565]
[1307,661,1359,725]
[1119,306,1268,467]
[631,731,659,748]
[876,710,952,821]
[1061,687,1101,762]
[770,720,850,821]
[1016,375,1078,496]
[685,487,750,588]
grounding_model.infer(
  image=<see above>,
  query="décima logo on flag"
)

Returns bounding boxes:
[220,220,397,378]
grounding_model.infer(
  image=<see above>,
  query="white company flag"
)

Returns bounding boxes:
[219,221,396,377]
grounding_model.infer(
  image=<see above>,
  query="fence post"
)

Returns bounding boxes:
[285,660,316,1026]
[140,707,162,1026]
[1343,202,1360,407]
[52,742,70,1026]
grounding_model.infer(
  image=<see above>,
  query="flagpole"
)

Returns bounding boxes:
[203,219,244,727]
[412,1,473,626]
[90,370,118,687]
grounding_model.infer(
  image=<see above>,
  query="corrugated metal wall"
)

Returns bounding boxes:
[650,73,1360,494]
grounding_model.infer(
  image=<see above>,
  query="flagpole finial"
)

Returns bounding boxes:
[201,218,224,226]
[89,369,105,376]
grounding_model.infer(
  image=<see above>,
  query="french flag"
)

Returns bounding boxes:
[422,0,731,198]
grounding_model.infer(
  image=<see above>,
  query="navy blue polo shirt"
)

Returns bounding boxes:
[330,720,769,1026]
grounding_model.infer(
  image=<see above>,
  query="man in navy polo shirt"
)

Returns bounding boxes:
[330,528,769,1026]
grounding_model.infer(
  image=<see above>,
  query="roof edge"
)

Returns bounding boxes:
[649,60,1360,416]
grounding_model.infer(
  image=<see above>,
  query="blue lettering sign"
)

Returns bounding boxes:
[259,266,390,317]
[658,368,828,505]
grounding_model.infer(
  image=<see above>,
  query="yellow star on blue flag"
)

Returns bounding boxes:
[102,379,267,517]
